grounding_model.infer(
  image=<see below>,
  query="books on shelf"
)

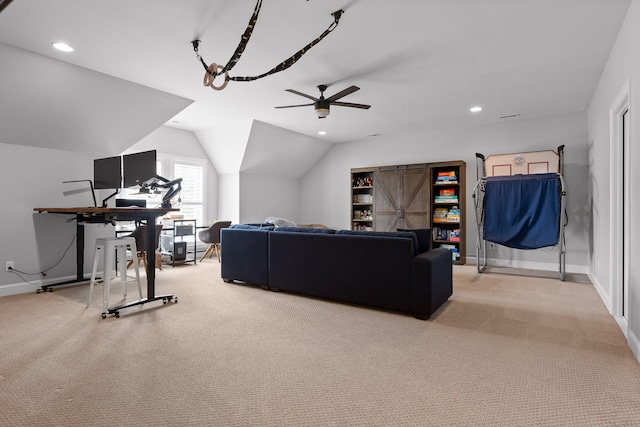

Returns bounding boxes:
[435,188,458,202]
[353,209,373,221]
[436,171,458,183]
[438,243,460,261]
[434,196,459,203]
[353,194,373,204]
[433,206,460,223]
[352,223,373,231]
[433,207,448,222]
[433,227,460,242]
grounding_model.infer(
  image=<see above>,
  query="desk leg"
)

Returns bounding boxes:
[106,215,176,318]
[76,217,84,281]
[146,218,156,298]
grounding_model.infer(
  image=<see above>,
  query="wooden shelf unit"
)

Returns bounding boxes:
[350,160,466,264]
[430,161,466,264]
[351,170,374,231]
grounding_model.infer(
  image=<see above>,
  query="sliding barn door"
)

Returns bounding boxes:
[401,168,431,229]
[374,166,430,231]
[374,169,401,231]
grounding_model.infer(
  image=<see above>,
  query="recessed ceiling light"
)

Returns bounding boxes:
[318,131,327,135]
[52,42,74,52]
[470,106,482,113]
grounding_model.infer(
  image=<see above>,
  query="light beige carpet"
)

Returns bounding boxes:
[0,262,639,426]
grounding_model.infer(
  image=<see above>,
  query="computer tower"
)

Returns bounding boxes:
[173,241,187,261]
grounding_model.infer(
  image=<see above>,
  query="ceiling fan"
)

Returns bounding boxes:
[275,85,371,118]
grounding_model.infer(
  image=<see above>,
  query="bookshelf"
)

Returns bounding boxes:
[351,170,374,231]
[350,161,466,265]
[431,161,466,264]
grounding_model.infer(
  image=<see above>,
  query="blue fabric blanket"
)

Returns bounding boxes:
[483,173,560,249]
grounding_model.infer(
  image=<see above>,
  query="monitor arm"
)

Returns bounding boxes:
[101,189,120,208]
[149,175,182,208]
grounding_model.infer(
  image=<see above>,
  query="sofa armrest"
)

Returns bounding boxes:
[220,228,270,286]
[410,248,453,319]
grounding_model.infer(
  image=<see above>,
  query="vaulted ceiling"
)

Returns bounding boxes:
[0,0,632,160]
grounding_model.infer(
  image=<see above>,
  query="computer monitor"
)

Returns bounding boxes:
[123,150,157,188]
[94,156,122,189]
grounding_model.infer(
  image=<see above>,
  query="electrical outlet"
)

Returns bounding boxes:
[5,261,14,272]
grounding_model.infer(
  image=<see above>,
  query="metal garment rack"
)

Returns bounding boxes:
[472,145,567,280]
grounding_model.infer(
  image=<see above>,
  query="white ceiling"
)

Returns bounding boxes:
[0,0,632,149]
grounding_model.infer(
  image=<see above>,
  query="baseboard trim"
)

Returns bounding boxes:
[629,329,640,364]
[465,255,587,275]
[0,274,86,297]
[587,270,612,313]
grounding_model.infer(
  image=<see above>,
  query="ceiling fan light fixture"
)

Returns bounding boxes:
[315,107,330,118]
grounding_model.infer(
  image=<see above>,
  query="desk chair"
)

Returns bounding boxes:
[198,221,232,262]
[127,224,163,271]
[88,237,142,316]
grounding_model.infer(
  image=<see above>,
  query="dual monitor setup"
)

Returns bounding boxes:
[91,149,182,209]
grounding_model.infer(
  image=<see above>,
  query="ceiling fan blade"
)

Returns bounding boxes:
[331,101,371,110]
[0,0,14,13]
[285,89,318,101]
[275,103,315,109]
[326,86,360,102]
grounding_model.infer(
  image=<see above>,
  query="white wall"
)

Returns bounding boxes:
[213,120,329,225]
[239,174,301,225]
[301,112,589,272]
[0,143,114,294]
[128,126,219,224]
[587,0,640,359]
[218,173,240,224]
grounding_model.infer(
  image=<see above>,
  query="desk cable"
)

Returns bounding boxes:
[7,232,76,281]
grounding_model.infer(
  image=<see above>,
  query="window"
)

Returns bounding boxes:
[122,154,206,225]
[173,161,204,224]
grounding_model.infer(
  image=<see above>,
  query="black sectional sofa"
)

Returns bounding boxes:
[220,224,453,320]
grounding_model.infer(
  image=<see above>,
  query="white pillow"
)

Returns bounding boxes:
[264,216,297,227]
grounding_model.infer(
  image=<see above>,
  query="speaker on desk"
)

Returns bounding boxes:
[116,198,146,208]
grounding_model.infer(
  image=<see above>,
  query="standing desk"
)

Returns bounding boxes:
[34,207,177,317]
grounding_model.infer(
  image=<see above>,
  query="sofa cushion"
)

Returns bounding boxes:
[398,228,432,253]
[274,226,336,234]
[335,229,419,256]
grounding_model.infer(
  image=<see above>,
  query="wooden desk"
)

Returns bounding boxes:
[34,207,178,317]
